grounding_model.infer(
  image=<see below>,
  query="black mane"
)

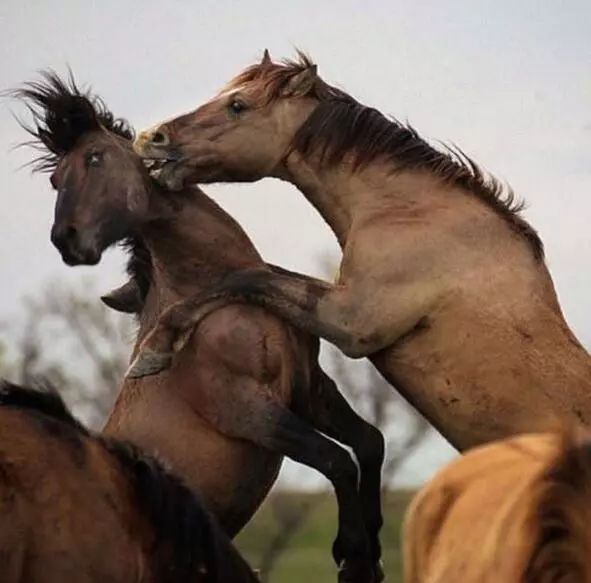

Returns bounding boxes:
[120,235,154,306]
[13,70,134,172]
[0,380,88,434]
[103,439,225,583]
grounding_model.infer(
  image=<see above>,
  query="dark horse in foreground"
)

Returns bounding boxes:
[16,72,385,583]
[0,380,257,582]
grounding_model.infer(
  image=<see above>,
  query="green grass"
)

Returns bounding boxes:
[236,490,414,583]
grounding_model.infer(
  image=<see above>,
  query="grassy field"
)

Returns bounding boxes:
[236,490,414,583]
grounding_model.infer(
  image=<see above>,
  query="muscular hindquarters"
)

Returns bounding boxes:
[106,303,308,536]
[178,304,310,519]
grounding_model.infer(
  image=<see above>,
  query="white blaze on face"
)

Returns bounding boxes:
[215,83,249,101]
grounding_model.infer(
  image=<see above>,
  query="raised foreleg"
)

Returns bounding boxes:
[128,266,430,378]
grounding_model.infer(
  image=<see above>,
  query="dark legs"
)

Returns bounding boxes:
[303,370,385,582]
[208,391,376,583]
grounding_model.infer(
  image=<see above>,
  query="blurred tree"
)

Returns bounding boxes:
[1,278,132,429]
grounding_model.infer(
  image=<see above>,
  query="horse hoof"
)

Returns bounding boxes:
[126,350,173,378]
[338,559,376,583]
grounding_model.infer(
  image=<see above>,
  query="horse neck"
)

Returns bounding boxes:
[140,186,263,311]
[104,187,266,522]
[282,151,471,247]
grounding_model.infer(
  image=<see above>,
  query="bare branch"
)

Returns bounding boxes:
[4,278,132,430]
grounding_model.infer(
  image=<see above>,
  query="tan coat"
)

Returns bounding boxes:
[404,430,591,582]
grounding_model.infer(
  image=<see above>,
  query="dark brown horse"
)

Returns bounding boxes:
[16,72,385,583]
[132,51,591,450]
[0,380,258,583]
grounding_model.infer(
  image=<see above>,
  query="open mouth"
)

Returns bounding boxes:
[142,157,177,180]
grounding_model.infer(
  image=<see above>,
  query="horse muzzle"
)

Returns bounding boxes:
[50,223,101,266]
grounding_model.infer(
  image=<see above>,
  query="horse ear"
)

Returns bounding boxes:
[281,65,318,97]
[101,280,144,314]
[261,49,272,66]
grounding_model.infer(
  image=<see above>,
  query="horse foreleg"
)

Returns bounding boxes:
[127,266,428,378]
[213,393,376,583]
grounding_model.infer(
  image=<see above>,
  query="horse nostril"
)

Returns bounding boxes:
[65,226,78,244]
[150,131,169,146]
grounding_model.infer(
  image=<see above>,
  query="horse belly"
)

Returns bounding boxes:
[159,414,282,536]
[105,384,282,537]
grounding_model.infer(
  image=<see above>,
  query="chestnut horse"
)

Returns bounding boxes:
[0,380,258,583]
[403,429,591,582]
[16,72,385,583]
[133,51,591,450]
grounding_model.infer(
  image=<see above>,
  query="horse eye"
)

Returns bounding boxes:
[86,151,103,167]
[228,99,247,116]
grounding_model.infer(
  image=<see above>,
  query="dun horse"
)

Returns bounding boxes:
[133,51,591,450]
[0,380,257,583]
[17,73,385,583]
[403,428,591,582]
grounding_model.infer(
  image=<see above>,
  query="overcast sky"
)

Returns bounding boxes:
[1,0,590,485]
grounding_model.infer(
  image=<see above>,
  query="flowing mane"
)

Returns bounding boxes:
[0,380,87,433]
[13,72,152,302]
[13,70,134,172]
[222,50,350,104]
[229,52,543,259]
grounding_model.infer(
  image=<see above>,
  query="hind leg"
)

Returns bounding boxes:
[304,369,386,582]
[204,389,376,583]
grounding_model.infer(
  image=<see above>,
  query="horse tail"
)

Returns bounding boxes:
[524,428,591,582]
